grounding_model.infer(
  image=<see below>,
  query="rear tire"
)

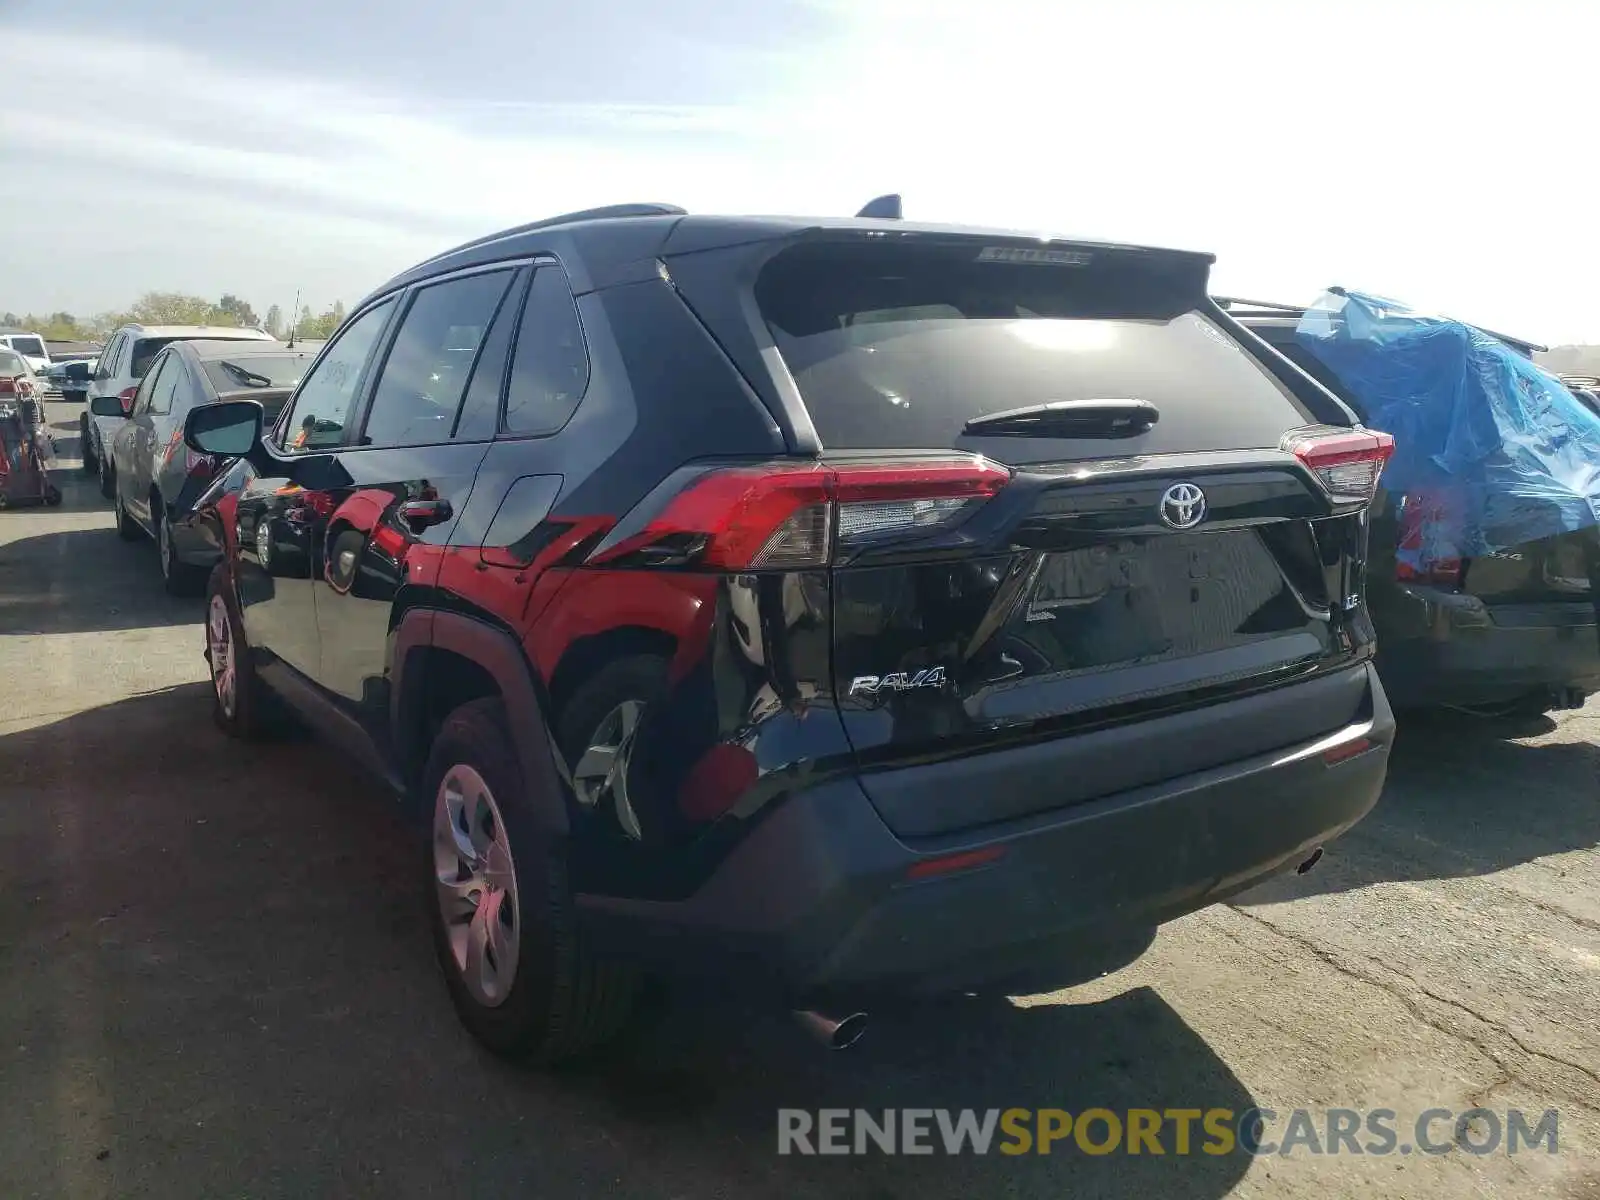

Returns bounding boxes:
[425,697,642,1064]
[159,508,205,596]
[98,454,115,499]
[115,495,142,541]
[204,565,284,740]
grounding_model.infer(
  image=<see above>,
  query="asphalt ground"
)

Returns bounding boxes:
[1,399,1596,1198]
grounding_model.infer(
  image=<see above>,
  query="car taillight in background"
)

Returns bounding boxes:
[164,426,216,478]
[117,386,139,414]
[1394,491,1464,588]
[1280,426,1395,505]
[591,456,1013,570]
[0,376,17,397]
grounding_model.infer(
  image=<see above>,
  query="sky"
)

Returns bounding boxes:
[2,0,1597,343]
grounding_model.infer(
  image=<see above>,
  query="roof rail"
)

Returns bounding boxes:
[415,202,687,270]
[1213,296,1307,314]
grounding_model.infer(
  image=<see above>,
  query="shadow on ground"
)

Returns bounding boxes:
[1237,708,1600,906]
[0,683,1257,1200]
[0,524,203,633]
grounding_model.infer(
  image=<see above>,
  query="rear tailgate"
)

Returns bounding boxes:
[670,231,1384,836]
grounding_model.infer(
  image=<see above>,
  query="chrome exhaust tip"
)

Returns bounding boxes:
[794,1008,869,1050]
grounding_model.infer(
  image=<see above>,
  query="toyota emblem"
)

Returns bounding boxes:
[1159,482,1207,530]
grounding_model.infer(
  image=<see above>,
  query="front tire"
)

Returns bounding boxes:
[78,414,95,473]
[98,452,116,499]
[425,697,641,1064]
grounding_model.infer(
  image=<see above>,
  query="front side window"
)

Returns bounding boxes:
[502,265,590,436]
[361,270,515,449]
[281,300,396,453]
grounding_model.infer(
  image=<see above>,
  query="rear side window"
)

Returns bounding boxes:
[146,356,184,414]
[361,269,515,449]
[502,264,590,437]
[754,241,1311,456]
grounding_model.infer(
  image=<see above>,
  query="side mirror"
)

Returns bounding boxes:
[64,361,90,382]
[89,394,126,418]
[185,398,264,458]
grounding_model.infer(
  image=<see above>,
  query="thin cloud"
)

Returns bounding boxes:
[3,4,1598,342]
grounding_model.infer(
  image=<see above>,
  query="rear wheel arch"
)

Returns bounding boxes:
[391,609,569,837]
[547,625,678,723]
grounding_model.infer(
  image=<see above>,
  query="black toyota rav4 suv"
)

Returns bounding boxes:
[184,203,1396,1061]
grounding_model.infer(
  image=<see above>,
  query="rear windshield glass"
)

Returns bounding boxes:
[755,242,1310,455]
[131,338,180,378]
[7,336,46,358]
[0,349,26,376]
[202,356,311,393]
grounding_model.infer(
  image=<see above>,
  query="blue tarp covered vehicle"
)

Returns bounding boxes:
[1294,289,1600,575]
[1231,294,1600,715]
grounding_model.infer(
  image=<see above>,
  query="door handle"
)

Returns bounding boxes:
[398,498,452,531]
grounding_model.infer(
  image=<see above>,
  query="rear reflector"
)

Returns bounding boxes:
[1322,736,1374,766]
[904,844,1008,880]
[592,456,1011,570]
[1281,426,1395,505]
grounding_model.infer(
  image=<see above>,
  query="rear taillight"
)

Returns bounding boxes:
[1395,492,1464,587]
[592,456,1011,570]
[1281,425,1395,505]
[0,377,16,397]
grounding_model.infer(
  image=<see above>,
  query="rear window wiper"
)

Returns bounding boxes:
[963,399,1160,438]
[217,361,274,388]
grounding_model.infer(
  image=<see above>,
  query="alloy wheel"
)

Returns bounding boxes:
[207,594,236,718]
[432,765,521,1007]
[571,701,646,840]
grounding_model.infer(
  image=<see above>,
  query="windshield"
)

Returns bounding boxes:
[7,336,46,358]
[203,356,311,392]
[0,349,27,376]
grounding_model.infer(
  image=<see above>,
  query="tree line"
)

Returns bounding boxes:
[2,293,349,344]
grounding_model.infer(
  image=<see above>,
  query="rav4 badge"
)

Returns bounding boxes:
[849,666,948,697]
